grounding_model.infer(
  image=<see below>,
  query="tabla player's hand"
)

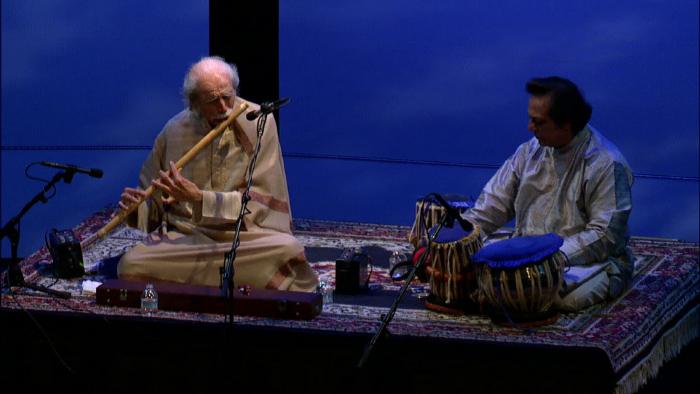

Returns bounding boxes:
[151,161,203,205]
[118,187,147,212]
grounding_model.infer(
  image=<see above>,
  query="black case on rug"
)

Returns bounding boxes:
[46,228,85,278]
[335,253,370,294]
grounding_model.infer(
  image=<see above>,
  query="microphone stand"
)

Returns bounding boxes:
[220,112,269,324]
[0,170,74,306]
[357,211,451,368]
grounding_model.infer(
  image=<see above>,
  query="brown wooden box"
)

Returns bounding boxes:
[96,279,322,320]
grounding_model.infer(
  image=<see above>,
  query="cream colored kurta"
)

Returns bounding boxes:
[117,98,319,292]
[463,126,634,310]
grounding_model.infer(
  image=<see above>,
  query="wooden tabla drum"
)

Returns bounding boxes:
[424,223,482,315]
[409,194,474,249]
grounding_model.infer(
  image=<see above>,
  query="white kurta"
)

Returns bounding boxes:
[463,126,634,310]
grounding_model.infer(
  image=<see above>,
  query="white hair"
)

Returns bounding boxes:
[182,56,240,109]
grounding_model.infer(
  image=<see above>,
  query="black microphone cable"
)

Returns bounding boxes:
[25,162,58,200]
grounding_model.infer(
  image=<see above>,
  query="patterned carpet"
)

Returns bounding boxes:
[2,206,698,394]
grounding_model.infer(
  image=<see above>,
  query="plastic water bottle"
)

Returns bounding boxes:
[141,283,158,315]
[317,280,333,305]
[388,251,402,272]
[340,248,354,261]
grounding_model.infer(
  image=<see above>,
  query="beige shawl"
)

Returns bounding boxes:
[129,97,293,240]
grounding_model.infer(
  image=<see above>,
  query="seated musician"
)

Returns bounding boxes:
[117,56,319,292]
[462,76,634,311]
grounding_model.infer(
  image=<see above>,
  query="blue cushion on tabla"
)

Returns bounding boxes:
[471,233,563,269]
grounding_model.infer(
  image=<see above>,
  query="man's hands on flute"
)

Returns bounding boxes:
[118,161,202,212]
[119,187,147,212]
[152,161,203,205]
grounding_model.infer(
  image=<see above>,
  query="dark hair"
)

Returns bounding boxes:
[526,76,592,133]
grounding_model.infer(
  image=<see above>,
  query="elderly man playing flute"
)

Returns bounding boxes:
[116,56,318,292]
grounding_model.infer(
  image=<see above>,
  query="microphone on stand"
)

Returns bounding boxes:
[246,98,291,121]
[430,193,473,232]
[40,162,103,178]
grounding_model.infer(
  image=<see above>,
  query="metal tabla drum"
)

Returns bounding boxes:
[471,233,566,326]
[423,223,482,314]
[409,194,474,249]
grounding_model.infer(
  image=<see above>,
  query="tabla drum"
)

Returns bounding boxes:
[471,233,566,326]
[423,223,482,315]
[409,194,474,249]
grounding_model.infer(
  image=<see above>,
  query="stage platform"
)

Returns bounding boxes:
[1,207,698,394]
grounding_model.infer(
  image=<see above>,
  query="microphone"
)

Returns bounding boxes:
[430,193,473,232]
[246,98,291,121]
[40,162,103,178]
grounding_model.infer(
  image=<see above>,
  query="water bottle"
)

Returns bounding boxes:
[141,283,158,315]
[388,251,401,272]
[340,248,354,261]
[317,280,333,305]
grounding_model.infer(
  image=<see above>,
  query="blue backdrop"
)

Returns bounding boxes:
[2,1,698,258]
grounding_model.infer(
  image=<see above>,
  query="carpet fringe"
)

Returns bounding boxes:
[614,304,699,394]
